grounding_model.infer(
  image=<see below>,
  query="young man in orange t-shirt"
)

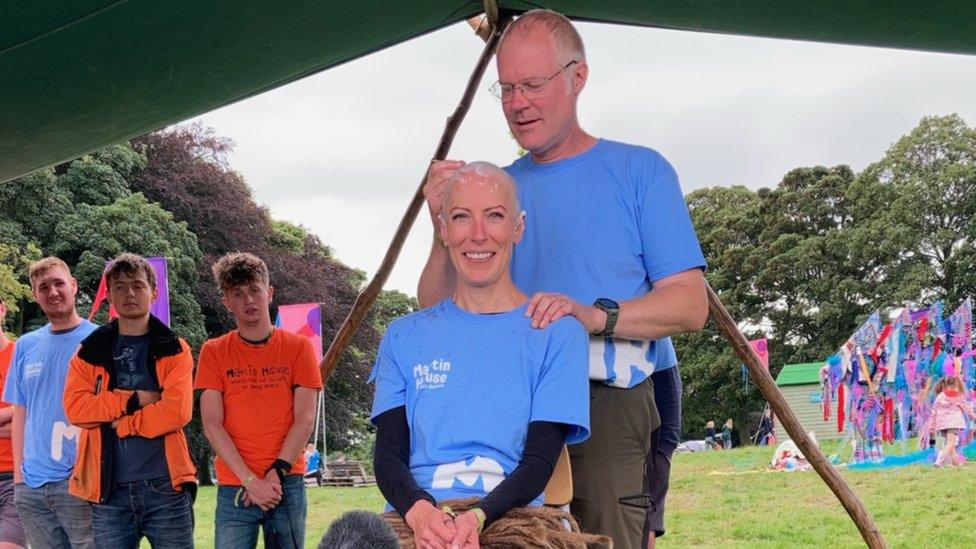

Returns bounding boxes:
[196,253,322,549]
[0,297,27,549]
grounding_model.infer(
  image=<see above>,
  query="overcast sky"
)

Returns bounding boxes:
[189,20,976,296]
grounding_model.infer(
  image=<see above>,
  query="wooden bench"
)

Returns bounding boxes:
[319,460,376,487]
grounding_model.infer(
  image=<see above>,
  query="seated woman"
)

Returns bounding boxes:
[370,162,591,549]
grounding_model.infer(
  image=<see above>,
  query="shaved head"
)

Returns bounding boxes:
[440,162,520,218]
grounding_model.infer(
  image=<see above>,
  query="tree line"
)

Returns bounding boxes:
[0,125,417,481]
[677,114,976,440]
[2,114,973,460]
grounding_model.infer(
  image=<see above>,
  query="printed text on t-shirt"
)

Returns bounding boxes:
[225,365,292,390]
[413,359,451,390]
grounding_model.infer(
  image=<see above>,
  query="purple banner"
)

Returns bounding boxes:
[148,257,170,326]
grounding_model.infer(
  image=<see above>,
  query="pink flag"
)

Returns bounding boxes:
[749,338,769,371]
[275,303,323,361]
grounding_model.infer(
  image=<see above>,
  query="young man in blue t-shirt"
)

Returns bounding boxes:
[418,11,708,549]
[4,257,96,549]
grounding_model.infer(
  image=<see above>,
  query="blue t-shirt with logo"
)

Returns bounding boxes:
[506,139,706,388]
[3,320,98,487]
[370,300,589,506]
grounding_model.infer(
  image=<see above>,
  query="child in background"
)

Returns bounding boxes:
[930,376,975,467]
[704,421,717,450]
[722,419,734,450]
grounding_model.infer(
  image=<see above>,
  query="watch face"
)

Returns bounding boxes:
[595,298,619,310]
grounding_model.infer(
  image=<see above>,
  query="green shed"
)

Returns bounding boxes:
[773,362,838,441]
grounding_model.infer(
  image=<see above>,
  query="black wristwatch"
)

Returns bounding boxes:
[592,298,619,337]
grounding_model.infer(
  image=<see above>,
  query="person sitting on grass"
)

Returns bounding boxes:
[370,163,591,549]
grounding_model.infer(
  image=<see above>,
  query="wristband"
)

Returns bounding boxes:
[471,507,487,532]
[242,474,255,487]
[266,459,292,483]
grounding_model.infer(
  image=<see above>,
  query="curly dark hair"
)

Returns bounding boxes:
[211,252,269,292]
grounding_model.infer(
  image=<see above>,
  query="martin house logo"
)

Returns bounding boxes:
[413,358,451,391]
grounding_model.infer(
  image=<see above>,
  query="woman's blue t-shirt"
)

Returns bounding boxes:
[370,299,590,506]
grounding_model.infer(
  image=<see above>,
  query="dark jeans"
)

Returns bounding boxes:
[92,476,194,549]
[304,469,323,487]
[642,365,682,545]
[0,478,27,546]
[13,479,94,549]
[215,475,307,549]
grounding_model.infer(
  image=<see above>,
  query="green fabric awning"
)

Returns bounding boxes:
[2,1,975,183]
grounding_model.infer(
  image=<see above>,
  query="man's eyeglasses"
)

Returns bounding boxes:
[489,60,578,102]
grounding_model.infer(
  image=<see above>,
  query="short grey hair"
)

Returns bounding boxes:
[440,161,521,217]
[501,9,586,64]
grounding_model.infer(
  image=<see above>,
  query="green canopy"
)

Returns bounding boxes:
[2,1,975,183]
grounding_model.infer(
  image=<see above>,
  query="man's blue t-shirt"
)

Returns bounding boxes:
[306,450,322,473]
[506,139,706,388]
[370,300,590,506]
[3,320,98,487]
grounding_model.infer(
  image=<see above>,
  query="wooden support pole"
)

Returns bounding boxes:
[706,282,887,548]
[318,15,512,384]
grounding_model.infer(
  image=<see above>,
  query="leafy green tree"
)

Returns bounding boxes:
[858,114,976,306]
[267,220,310,255]
[130,126,385,454]
[0,221,41,317]
[50,193,207,348]
[373,290,419,332]
[0,169,74,248]
[679,115,976,441]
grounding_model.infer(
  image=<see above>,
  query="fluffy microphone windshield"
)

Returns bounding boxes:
[318,510,400,549]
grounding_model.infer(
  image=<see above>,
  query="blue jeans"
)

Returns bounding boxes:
[215,475,306,549]
[13,479,94,549]
[92,476,194,549]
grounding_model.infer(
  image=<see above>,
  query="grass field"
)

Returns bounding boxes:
[183,446,973,547]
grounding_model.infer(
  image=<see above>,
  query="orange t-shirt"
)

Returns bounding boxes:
[0,341,15,473]
[195,329,322,485]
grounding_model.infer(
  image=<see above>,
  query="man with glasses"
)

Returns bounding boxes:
[418,9,707,549]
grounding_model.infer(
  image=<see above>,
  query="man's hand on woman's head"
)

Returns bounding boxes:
[423,160,466,223]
